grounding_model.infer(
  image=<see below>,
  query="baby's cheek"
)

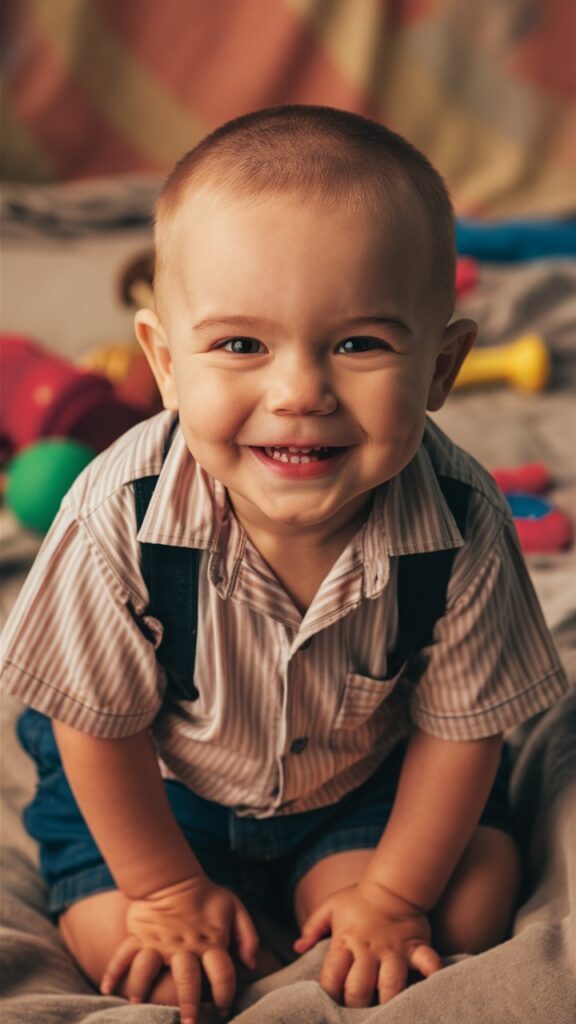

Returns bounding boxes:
[379,398,425,446]
[371,410,427,478]
[181,386,245,444]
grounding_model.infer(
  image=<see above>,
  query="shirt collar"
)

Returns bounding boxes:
[136,422,226,551]
[362,440,464,597]
[137,419,464,596]
[383,440,465,554]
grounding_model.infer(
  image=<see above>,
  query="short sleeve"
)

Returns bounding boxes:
[410,519,570,739]
[1,505,164,737]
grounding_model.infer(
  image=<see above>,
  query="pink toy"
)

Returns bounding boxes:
[491,463,572,553]
[506,494,573,554]
[491,463,551,495]
[455,256,479,297]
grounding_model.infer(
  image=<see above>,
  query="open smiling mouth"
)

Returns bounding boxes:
[260,445,343,464]
[248,444,348,476]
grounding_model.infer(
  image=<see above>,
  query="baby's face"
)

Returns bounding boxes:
[139,188,474,539]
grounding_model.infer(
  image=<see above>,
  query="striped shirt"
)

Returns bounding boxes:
[1,411,568,817]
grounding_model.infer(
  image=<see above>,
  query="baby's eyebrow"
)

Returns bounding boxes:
[192,314,275,332]
[192,314,412,334]
[343,315,412,334]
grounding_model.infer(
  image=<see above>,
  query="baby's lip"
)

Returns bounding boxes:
[250,442,348,449]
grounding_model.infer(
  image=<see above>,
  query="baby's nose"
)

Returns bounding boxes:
[266,358,337,416]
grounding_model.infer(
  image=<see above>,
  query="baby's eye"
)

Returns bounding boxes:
[222,337,264,354]
[336,336,387,353]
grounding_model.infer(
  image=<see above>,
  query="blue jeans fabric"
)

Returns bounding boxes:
[17,709,513,921]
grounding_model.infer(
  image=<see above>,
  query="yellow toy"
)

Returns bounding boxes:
[77,252,160,413]
[79,341,161,414]
[454,333,550,392]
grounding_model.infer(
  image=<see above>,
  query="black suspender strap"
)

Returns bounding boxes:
[387,476,471,677]
[134,428,201,702]
[134,434,471,699]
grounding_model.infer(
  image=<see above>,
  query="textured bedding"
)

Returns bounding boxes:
[2,690,575,1024]
[1,186,575,1022]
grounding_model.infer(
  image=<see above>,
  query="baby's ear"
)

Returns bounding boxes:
[134,309,178,410]
[427,318,477,411]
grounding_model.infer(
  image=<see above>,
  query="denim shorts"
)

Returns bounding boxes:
[17,709,514,922]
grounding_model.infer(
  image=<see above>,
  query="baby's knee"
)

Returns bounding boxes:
[59,890,129,990]
[58,890,278,1008]
[431,827,522,955]
[59,896,179,1005]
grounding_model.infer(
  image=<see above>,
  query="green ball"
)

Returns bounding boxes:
[6,438,96,534]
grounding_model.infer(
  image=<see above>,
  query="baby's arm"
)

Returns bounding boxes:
[295,730,503,1004]
[53,721,258,1023]
[362,729,503,907]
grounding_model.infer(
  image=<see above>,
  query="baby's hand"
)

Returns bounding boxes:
[294,880,442,1007]
[100,875,259,1024]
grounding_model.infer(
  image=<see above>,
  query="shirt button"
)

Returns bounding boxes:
[290,737,308,755]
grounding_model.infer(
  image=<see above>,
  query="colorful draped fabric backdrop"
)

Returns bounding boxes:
[1,0,575,216]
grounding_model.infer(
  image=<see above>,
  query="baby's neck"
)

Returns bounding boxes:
[231,490,373,555]
[229,492,374,614]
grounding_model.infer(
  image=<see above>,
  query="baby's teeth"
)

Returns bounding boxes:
[263,445,319,464]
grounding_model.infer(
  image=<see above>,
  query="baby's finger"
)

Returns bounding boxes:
[125,947,164,1003]
[319,945,354,1002]
[409,942,443,978]
[377,954,408,1004]
[343,954,380,1009]
[231,902,259,969]
[100,937,141,994]
[170,951,202,1024]
[294,903,332,954]
[202,946,236,1014]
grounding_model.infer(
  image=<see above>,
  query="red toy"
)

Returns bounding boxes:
[491,463,573,553]
[0,333,144,457]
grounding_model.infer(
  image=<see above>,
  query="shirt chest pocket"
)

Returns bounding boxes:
[332,666,407,731]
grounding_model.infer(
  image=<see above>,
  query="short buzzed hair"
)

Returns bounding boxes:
[154,105,456,321]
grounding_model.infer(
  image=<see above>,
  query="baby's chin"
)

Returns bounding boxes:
[225,482,330,521]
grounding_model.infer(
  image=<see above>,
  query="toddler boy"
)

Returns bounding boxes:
[2,106,568,1023]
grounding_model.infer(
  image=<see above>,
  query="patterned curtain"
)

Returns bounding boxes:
[2,0,574,216]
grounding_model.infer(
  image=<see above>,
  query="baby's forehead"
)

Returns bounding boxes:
[154,184,441,332]
[158,181,426,252]
[153,131,455,322]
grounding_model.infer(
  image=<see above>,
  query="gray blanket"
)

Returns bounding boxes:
[1,185,575,1022]
[2,691,575,1023]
